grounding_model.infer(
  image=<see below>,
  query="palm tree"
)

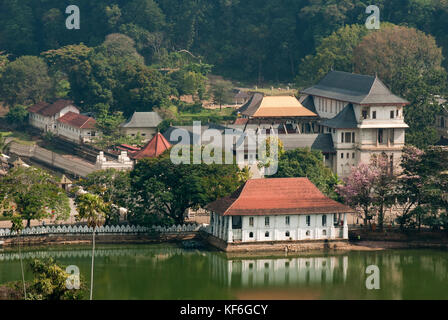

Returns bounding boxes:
[74,193,107,300]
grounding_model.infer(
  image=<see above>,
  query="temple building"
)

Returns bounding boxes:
[120,112,163,142]
[301,71,409,177]
[205,177,355,246]
[130,132,172,160]
[163,71,409,178]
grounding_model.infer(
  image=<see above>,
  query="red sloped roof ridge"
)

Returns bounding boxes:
[29,99,76,117]
[131,132,172,160]
[207,177,355,216]
[57,112,96,129]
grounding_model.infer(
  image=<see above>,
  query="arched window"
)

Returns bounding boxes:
[285,231,290,237]
[249,232,254,238]
[265,231,270,237]
[322,230,327,236]
[322,215,327,226]
[306,230,311,236]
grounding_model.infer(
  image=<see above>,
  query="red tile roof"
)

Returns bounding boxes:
[28,99,76,117]
[131,132,172,160]
[28,101,50,113]
[57,112,96,129]
[207,177,355,216]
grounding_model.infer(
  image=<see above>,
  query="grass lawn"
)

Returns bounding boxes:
[1,131,36,145]
[175,107,236,124]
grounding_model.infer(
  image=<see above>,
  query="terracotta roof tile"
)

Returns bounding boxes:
[28,99,76,117]
[57,112,96,129]
[207,177,355,216]
[131,132,172,160]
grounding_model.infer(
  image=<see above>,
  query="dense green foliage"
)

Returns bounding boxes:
[129,152,245,225]
[0,0,447,84]
[272,147,341,199]
[0,167,71,228]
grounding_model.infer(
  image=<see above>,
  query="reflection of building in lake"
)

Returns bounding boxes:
[209,254,348,287]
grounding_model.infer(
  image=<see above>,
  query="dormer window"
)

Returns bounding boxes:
[362,109,368,119]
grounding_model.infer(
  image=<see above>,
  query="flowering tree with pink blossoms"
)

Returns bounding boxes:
[337,153,397,229]
[336,162,379,227]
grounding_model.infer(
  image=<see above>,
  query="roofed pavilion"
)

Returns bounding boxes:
[130,132,172,160]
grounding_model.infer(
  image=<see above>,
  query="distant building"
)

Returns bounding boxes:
[301,71,409,177]
[28,100,98,143]
[206,177,354,244]
[163,71,409,178]
[28,100,79,133]
[120,112,163,142]
[233,90,252,105]
[130,132,171,160]
[56,112,98,143]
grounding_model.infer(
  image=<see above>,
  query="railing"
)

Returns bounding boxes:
[0,223,202,238]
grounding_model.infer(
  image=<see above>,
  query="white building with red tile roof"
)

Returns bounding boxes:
[206,177,355,244]
[56,111,98,143]
[28,99,79,133]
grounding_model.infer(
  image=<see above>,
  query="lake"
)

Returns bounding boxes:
[0,244,447,300]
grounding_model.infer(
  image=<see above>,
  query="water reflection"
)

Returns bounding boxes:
[210,255,348,288]
[1,245,447,299]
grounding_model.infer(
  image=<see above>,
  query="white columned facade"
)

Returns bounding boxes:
[343,213,348,239]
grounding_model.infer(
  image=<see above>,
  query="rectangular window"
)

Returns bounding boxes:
[285,216,290,225]
[322,215,327,227]
[249,217,254,227]
[306,215,311,226]
[362,110,368,119]
[345,132,352,143]
[352,132,355,143]
[341,153,344,159]
[352,153,355,159]
[390,110,394,119]
[390,128,395,143]
[372,111,377,119]
[378,129,384,144]
[265,217,270,227]
[341,132,344,143]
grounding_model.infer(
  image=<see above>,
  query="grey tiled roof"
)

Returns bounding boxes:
[299,95,317,114]
[281,134,334,153]
[237,93,264,116]
[320,103,358,129]
[121,112,162,128]
[163,124,335,154]
[302,71,409,105]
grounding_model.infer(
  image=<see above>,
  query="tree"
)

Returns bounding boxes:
[6,105,28,126]
[336,163,378,227]
[26,258,87,300]
[41,44,93,75]
[0,167,70,228]
[79,169,131,224]
[273,148,340,199]
[129,154,244,225]
[210,79,233,110]
[396,145,448,230]
[98,33,144,64]
[0,56,52,106]
[354,25,444,87]
[75,193,107,301]
[297,24,371,86]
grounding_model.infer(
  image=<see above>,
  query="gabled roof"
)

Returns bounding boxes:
[321,103,358,129]
[57,112,96,129]
[28,102,50,114]
[131,132,171,160]
[238,94,317,118]
[302,71,409,105]
[29,100,77,117]
[299,95,317,114]
[121,112,163,128]
[206,178,355,216]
